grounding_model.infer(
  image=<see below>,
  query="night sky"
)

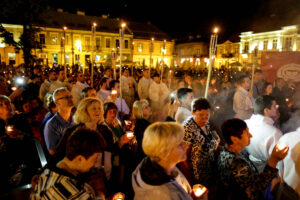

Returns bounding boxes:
[49,0,300,41]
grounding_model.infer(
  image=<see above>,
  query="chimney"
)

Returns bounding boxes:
[77,11,85,16]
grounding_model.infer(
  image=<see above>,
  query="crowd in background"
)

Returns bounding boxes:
[0,62,300,200]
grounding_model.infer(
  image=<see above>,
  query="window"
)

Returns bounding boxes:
[188,48,192,55]
[196,49,200,55]
[263,40,268,50]
[138,43,143,52]
[125,40,129,49]
[272,39,278,49]
[85,37,91,50]
[65,35,69,45]
[52,54,58,64]
[96,38,100,50]
[106,38,110,48]
[244,42,249,53]
[285,37,292,51]
[75,54,80,63]
[39,34,45,45]
[116,39,119,48]
[180,48,184,56]
[51,34,58,45]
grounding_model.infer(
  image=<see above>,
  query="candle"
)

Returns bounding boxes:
[126,131,134,139]
[112,192,125,200]
[193,184,207,198]
[215,106,220,110]
[111,90,117,95]
[11,86,17,91]
[285,98,289,102]
[276,143,287,151]
[6,125,14,133]
[276,104,279,109]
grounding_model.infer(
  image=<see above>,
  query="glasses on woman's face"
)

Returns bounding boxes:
[56,95,73,101]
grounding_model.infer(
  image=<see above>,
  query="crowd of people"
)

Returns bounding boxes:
[0,64,300,200]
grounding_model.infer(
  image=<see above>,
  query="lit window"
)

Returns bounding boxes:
[138,43,143,52]
[285,37,292,51]
[263,40,268,50]
[272,39,277,49]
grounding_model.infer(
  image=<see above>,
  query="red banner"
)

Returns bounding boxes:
[261,51,300,83]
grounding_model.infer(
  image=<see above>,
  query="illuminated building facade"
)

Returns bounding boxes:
[239,25,300,67]
[215,40,240,69]
[129,21,174,68]
[1,10,175,68]
[173,38,209,69]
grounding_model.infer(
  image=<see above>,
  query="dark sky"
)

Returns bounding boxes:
[52,0,300,41]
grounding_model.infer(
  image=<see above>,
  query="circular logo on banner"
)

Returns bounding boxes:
[277,63,300,82]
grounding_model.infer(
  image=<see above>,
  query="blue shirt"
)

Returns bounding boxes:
[44,112,74,150]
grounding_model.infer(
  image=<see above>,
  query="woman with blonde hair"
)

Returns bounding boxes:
[132,99,152,164]
[132,122,192,200]
[54,97,104,162]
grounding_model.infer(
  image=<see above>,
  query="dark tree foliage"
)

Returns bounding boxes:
[0,0,49,68]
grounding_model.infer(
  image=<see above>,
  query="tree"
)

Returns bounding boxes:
[0,0,48,68]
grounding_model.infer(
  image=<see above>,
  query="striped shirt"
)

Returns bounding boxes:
[30,167,96,200]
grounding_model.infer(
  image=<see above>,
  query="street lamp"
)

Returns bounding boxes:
[62,26,67,79]
[119,22,126,114]
[160,39,166,82]
[204,26,219,98]
[150,37,154,74]
[91,22,97,87]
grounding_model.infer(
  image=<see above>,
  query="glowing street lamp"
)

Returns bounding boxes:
[119,22,126,113]
[62,26,67,78]
[91,22,97,87]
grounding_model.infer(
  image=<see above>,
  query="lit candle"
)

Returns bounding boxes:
[111,90,117,95]
[11,86,17,91]
[112,192,125,200]
[215,106,220,110]
[276,104,279,109]
[126,131,134,139]
[193,184,207,198]
[276,143,287,151]
[285,98,289,102]
[6,125,14,133]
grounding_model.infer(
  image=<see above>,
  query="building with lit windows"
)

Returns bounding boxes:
[173,36,209,69]
[239,25,300,67]
[0,10,173,68]
[129,22,174,68]
[215,40,240,69]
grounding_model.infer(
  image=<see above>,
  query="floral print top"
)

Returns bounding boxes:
[218,147,278,200]
[183,116,219,186]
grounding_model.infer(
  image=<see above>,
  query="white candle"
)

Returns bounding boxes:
[126,131,134,139]
[111,90,117,95]
[6,125,13,133]
[112,192,125,200]
[277,143,287,151]
[193,184,207,198]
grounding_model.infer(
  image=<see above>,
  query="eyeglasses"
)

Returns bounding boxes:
[55,95,73,101]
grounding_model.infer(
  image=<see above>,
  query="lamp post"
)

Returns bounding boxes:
[119,23,126,115]
[204,27,218,98]
[91,22,97,87]
[62,26,67,79]
[150,38,154,74]
[160,39,166,82]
